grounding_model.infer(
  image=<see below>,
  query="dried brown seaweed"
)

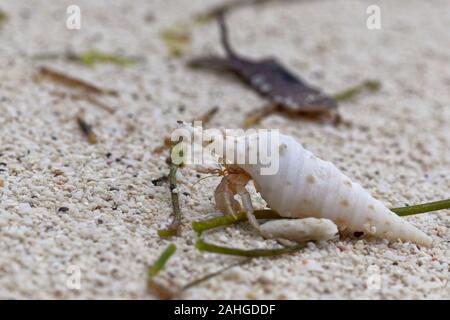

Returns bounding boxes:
[49,90,116,114]
[196,106,219,124]
[189,13,384,127]
[243,80,381,127]
[37,66,118,96]
[189,13,338,126]
[76,116,97,144]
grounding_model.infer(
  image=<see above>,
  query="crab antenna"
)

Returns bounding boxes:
[192,174,220,187]
[217,11,238,59]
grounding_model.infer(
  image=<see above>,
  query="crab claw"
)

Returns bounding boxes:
[214,171,267,236]
[214,176,242,217]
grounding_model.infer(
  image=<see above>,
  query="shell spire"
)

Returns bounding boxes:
[238,133,432,247]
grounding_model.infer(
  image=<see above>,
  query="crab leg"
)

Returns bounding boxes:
[214,176,242,217]
[233,183,264,234]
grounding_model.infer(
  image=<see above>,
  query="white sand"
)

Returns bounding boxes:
[0,0,449,299]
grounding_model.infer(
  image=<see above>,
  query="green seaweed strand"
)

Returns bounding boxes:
[147,244,177,280]
[192,199,450,234]
[195,239,305,257]
[391,198,450,217]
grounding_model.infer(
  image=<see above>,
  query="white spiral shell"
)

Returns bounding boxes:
[233,132,432,247]
[182,124,432,246]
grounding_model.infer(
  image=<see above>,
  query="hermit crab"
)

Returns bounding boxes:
[175,124,432,247]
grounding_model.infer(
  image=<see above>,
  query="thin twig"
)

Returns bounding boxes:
[160,0,299,58]
[49,90,116,114]
[154,107,219,236]
[157,142,183,237]
[36,66,118,96]
[242,104,278,128]
[196,106,219,124]
[193,0,297,23]
[182,258,251,291]
[150,257,251,298]
[83,95,117,113]
[153,107,219,155]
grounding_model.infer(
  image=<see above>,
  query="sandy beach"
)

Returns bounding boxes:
[0,0,449,299]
